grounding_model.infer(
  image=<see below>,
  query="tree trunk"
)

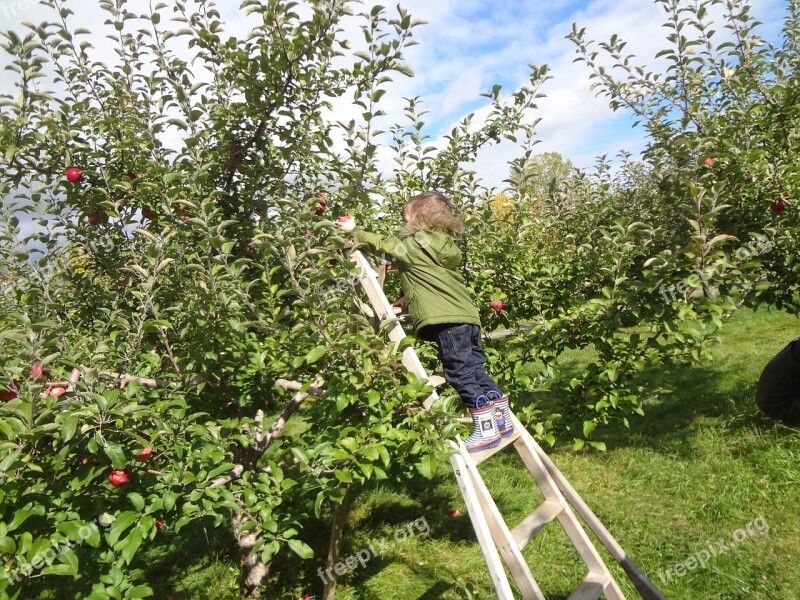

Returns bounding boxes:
[323,485,354,600]
[233,512,271,599]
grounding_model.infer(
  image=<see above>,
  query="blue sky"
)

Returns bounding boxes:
[0,0,788,189]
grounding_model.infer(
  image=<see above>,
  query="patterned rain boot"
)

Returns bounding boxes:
[487,391,514,438]
[464,396,501,453]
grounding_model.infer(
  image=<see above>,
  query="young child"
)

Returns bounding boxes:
[337,191,513,452]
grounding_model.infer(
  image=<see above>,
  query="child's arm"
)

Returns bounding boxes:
[336,216,406,260]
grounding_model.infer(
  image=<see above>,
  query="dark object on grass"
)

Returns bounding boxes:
[756,338,800,426]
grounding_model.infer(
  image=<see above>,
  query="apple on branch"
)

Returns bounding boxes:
[489,299,504,312]
[66,167,82,183]
[770,198,787,213]
[135,446,153,462]
[108,470,129,487]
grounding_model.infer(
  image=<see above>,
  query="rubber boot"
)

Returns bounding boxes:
[487,391,514,438]
[464,396,501,453]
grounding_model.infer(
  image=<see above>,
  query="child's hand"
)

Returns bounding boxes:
[336,215,355,233]
[391,296,406,310]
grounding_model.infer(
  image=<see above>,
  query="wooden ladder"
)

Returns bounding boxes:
[352,249,667,600]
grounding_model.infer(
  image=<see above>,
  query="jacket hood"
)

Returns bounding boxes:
[398,214,466,239]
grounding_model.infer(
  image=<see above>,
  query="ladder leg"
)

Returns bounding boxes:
[530,438,667,600]
[510,418,627,600]
[458,443,547,600]
[449,447,516,600]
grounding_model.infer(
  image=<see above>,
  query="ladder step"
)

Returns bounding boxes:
[511,500,564,550]
[567,572,610,600]
[428,375,447,388]
[470,430,522,465]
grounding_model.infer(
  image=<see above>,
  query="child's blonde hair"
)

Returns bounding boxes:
[401,192,465,237]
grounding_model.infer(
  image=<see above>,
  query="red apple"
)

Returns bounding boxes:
[87,213,101,226]
[315,196,327,216]
[135,446,153,462]
[450,509,462,518]
[30,362,46,379]
[489,299,504,312]
[337,215,355,232]
[141,208,156,220]
[168,595,177,600]
[108,470,129,487]
[66,167,82,183]
[0,389,17,401]
[125,171,138,181]
[181,214,190,222]
[704,157,714,168]
[190,375,203,386]
[49,386,66,397]
[155,519,164,531]
[770,198,787,213]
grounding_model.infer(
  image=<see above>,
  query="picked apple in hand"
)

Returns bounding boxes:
[337,215,355,232]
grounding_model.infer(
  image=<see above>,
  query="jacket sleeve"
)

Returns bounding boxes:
[353,229,406,259]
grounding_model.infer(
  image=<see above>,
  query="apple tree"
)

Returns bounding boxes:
[0,0,556,598]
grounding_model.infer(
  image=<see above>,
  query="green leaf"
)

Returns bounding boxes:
[106,512,138,547]
[128,493,145,511]
[126,585,154,598]
[163,490,179,512]
[0,535,15,553]
[40,564,75,576]
[304,346,327,364]
[103,443,127,470]
[287,538,314,559]
[416,454,437,479]
[118,528,143,564]
[334,469,352,483]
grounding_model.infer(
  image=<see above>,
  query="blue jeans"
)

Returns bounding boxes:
[425,323,501,409]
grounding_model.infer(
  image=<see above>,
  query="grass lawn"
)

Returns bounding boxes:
[30,308,800,599]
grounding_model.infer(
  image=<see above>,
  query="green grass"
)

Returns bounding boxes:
[30,308,800,599]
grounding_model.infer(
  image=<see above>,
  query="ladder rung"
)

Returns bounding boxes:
[470,430,522,465]
[428,375,447,387]
[567,572,610,600]
[511,500,564,550]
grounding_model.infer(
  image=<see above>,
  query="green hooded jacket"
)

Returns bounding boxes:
[353,215,480,336]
